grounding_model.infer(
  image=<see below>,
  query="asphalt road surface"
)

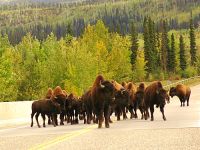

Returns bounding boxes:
[1,85,200,150]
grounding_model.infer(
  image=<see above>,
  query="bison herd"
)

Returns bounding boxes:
[31,75,191,128]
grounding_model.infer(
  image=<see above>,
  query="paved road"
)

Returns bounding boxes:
[1,85,200,150]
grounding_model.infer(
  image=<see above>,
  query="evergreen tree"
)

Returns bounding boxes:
[130,23,139,69]
[161,20,170,72]
[179,35,187,71]
[148,17,158,70]
[168,33,176,72]
[189,16,197,66]
[143,17,151,73]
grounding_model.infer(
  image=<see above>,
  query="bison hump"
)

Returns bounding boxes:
[92,75,105,88]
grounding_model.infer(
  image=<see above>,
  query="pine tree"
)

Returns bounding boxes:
[148,17,158,70]
[143,17,151,73]
[161,20,170,72]
[130,23,139,69]
[169,33,176,72]
[179,35,187,71]
[189,16,197,66]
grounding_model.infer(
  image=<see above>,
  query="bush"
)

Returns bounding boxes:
[181,66,198,78]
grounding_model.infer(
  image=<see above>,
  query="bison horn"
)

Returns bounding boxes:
[156,89,160,94]
[100,80,105,88]
[121,89,126,94]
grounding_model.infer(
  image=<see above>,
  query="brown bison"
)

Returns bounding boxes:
[124,82,137,119]
[144,81,170,121]
[169,84,191,107]
[31,99,61,128]
[81,88,93,124]
[66,93,84,125]
[135,83,146,119]
[50,86,67,125]
[91,75,115,128]
[111,81,130,121]
[45,88,53,99]
[45,88,54,124]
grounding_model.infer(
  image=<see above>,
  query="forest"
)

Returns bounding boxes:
[0,0,200,45]
[0,0,200,102]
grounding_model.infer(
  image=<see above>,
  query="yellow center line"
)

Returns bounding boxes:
[29,125,96,150]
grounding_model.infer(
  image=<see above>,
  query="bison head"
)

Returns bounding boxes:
[99,80,115,102]
[135,91,144,107]
[156,89,170,107]
[169,87,176,98]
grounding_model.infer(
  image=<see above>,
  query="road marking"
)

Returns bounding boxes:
[29,124,96,150]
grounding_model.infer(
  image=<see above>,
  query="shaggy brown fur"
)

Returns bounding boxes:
[124,82,137,118]
[91,75,115,128]
[112,81,124,91]
[144,81,169,121]
[45,88,53,99]
[121,81,127,87]
[50,86,67,125]
[169,84,191,107]
[135,83,146,119]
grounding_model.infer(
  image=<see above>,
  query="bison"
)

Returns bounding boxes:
[124,82,137,119]
[44,88,54,125]
[111,81,130,121]
[81,88,93,124]
[50,86,67,125]
[66,93,83,125]
[135,83,146,119]
[91,75,115,128]
[169,84,191,107]
[31,99,61,128]
[144,81,170,121]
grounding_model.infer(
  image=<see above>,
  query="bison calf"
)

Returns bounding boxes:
[31,99,61,128]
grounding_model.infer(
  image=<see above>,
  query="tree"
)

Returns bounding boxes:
[107,33,132,82]
[161,20,170,72]
[130,23,139,69]
[179,35,187,71]
[168,33,176,72]
[143,17,151,73]
[189,16,197,66]
[132,50,147,81]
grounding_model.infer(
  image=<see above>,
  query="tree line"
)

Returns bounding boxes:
[0,19,199,102]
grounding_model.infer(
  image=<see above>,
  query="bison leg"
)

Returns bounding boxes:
[150,106,154,121]
[104,107,110,128]
[115,107,120,121]
[97,111,104,128]
[187,96,190,106]
[60,112,65,125]
[48,115,51,125]
[35,112,41,128]
[83,113,87,124]
[122,107,127,120]
[86,112,91,124]
[51,116,56,127]
[31,111,36,127]
[41,113,46,127]
[139,107,144,120]
[133,104,138,119]
[160,107,166,121]
[128,106,134,119]
[109,117,113,123]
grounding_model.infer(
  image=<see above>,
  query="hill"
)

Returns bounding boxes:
[0,0,200,44]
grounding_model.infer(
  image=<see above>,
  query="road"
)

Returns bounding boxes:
[0,85,200,150]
